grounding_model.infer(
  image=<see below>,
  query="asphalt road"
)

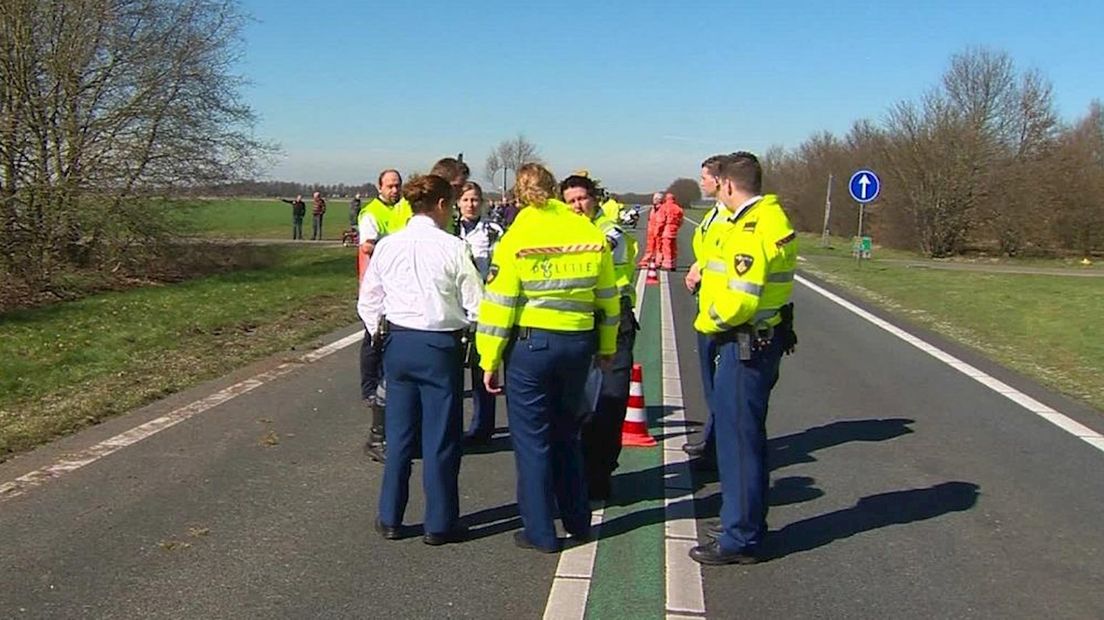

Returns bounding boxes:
[2,219,1103,618]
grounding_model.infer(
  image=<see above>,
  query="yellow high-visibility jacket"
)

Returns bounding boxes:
[694,194,797,334]
[476,199,620,372]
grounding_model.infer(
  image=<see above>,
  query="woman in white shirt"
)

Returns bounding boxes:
[456,182,504,445]
[358,174,484,545]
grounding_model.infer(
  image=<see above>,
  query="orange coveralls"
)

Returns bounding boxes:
[639,201,667,266]
[659,197,684,269]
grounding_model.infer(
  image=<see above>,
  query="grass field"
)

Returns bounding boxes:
[177,198,360,239]
[797,234,1104,412]
[0,245,359,460]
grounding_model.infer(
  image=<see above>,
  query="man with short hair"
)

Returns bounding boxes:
[689,151,798,565]
[311,192,327,240]
[429,156,470,235]
[357,169,411,462]
[639,192,666,266]
[281,194,306,239]
[682,154,730,463]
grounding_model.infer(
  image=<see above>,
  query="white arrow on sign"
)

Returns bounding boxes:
[859,174,870,200]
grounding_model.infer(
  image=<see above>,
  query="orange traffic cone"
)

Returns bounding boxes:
[621,363,657,447]
[645,260,659,286]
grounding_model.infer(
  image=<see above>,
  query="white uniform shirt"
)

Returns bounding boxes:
[358,215,484,336]
[458,217,504,279]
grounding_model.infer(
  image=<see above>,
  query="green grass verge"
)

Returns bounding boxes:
[176,198,360,239]
[797,234,1104,412]
[0,245,360,460]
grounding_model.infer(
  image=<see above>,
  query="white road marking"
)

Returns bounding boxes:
[795,274,1104,453]
[0,330,367,501]
[659,271,707,618]
[542,269,648,620]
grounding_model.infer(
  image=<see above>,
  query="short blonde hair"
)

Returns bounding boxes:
[514,163,556,206]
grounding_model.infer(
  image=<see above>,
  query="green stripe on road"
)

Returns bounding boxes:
[586,282,666,620]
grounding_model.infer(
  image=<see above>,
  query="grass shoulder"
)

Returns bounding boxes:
[0,245,359,461]
[797,233,1104,412]
[174,197,360,240]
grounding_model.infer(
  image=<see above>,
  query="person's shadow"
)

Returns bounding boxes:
[610,417,916,506]
[761,481,980,559]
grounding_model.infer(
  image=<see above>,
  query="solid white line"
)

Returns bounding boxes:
[0,330,367,501]
[794,274,1104,453]
[542,268,648,620]
[659,271,707,618]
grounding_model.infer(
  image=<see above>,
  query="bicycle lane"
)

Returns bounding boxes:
[583,268,705,619]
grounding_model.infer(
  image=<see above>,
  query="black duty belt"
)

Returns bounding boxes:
[386,321,463,337]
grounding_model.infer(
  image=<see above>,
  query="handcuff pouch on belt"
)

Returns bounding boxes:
[713,324,774,361]
[374,315,389,351]
[460,328,476,366]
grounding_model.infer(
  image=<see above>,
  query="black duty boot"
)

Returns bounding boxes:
[363,400,386,463]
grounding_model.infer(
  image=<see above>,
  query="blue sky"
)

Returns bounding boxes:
[238,0,1103,192]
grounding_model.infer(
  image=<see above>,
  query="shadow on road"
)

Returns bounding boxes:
[597,417,969,559]
[762,481,980,559]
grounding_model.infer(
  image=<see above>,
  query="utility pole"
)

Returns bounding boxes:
[820,173,833,247]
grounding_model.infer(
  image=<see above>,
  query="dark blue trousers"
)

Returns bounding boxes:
[465,351,497,439]
[378,329,464,535]
[505,328,595,550]
[582,303,637,488]
[709,334,783,553]
[696,331,717,451]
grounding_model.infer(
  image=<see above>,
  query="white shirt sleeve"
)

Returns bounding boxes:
[457,244,485,323]
[358,213,380,242]
[607,227,628,264]
[357,249,385,337]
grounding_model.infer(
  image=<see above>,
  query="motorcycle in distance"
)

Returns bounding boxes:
[619,205,641,228]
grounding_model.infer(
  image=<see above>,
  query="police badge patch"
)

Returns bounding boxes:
[487,264,499,284]
[734,254,754,276]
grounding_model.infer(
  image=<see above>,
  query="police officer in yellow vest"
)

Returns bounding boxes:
[476,163,620,553]
[561,174,639,501]
[681,154,731,464]
[357,169,412,462]
[689,152,798,565]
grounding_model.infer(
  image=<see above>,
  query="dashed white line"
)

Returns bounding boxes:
[796,274,1104,453]
[0,330,366,501]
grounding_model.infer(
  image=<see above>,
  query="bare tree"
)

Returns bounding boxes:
[0,0,272,301]
[666,178,701,208]
[484,134,542,195]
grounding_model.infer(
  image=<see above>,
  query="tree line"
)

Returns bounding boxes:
[764,48,1104,257]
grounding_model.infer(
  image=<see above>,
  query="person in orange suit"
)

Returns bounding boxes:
[660,192,684,270]
[639,192,666,267]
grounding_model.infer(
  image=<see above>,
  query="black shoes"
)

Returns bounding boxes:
[363,440,386,463]
[463,434,493,448]
[682,441,706,457]
[374,519,402,540]
[423,525,469,546]
[376,520,469,546]
[513,531,561,554]
[689,540,760,566]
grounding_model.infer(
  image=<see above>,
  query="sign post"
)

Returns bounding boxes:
[848,169,881,263]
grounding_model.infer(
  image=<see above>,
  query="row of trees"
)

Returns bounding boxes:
[764,48,1104,257]
[1,0,269,303]
[180,180,378,199]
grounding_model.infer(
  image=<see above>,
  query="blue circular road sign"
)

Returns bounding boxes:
[848,169,881,204]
